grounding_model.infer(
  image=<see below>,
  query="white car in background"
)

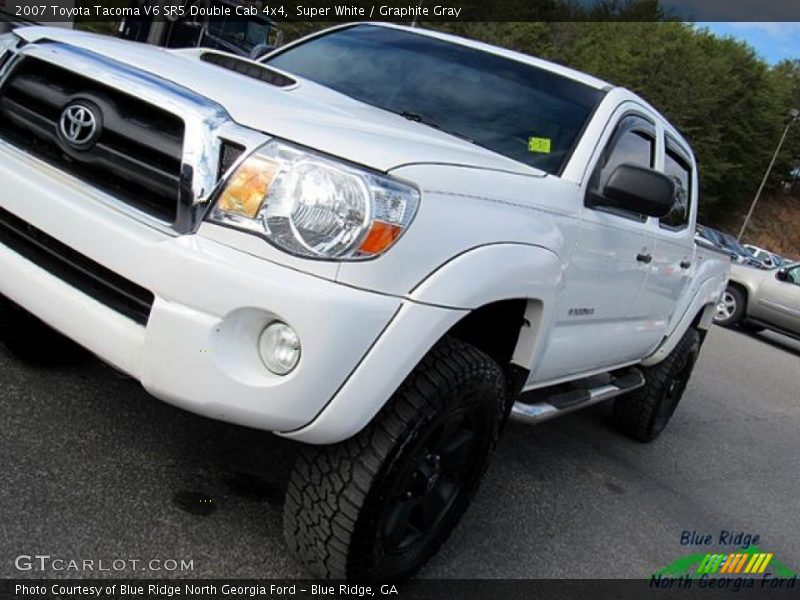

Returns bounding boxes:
[743,244,785,269]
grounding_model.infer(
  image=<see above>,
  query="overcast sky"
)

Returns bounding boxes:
[695,22,800,65]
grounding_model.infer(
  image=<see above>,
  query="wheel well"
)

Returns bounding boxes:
[690,281,746,336]
[690,307,710,343]
[446,299,529,388]
[691,303,714,331]
[727,281,748,300]
[726,281,749,314]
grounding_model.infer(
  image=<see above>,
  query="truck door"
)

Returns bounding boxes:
[755,265,800,335]
[642,136,696,334]
[532,110,659,383]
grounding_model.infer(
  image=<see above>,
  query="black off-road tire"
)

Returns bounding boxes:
[0,295,89,365]
[283,337,505,581]
[714,285,746,327]
[612,328,701,443]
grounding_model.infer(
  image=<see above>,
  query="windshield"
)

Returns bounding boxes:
[265,25,604,174]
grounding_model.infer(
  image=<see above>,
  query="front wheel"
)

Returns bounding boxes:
[283,338,505,581]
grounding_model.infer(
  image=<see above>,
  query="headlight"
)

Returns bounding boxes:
[210,141,420,260]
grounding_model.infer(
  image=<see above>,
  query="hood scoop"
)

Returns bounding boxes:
[200,52,296,88]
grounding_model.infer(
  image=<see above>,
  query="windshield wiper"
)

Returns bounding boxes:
[398,111,432,124]
[393,110,475,143]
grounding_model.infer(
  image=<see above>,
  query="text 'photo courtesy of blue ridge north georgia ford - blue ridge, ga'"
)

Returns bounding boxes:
[0,0,799,593]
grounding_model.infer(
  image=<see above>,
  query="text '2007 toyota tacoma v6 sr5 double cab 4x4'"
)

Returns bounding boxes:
[0,23,729,581]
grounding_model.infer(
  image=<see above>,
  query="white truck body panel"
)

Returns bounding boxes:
[0,24,729,443]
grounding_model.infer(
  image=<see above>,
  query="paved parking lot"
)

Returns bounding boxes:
[1,325,798,579]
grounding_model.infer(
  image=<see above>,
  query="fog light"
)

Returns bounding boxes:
[258,321,301,375]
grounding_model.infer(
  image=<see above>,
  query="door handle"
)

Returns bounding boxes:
[680,260,692,269]
[636,253,653,264]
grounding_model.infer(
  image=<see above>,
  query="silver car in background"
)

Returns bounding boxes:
[715,261,800,339]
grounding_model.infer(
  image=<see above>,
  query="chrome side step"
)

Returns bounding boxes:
[511,368,645,425]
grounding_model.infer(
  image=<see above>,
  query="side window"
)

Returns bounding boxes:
[603,129,654,175]
[660,144,693,230]
[787,266,800,286]
[587,115,655,218]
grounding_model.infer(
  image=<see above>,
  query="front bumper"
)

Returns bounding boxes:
[0,140,429,439]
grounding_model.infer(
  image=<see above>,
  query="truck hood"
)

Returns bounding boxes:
[15,28,543,177]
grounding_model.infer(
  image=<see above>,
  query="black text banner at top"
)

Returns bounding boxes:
[3,0,800,23]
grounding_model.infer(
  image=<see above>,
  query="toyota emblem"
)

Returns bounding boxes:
[59,102,100,149]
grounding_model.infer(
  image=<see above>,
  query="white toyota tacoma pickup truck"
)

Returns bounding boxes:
[0,23,729,580]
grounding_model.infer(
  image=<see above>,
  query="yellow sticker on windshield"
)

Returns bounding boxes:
[528,137,552,154]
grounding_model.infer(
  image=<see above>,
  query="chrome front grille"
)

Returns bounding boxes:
[0,39,267,233]
[1,57,185,222]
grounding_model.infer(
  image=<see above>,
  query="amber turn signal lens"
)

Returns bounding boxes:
[217,156,279,218]
[358,221,403,256]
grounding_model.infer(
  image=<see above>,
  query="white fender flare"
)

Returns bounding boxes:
[280,243,562,444]
[641,276,726,367]
[409,242,562,310]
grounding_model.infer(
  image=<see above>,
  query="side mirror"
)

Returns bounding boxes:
[591,164,676,218]
[776,269,789,281]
